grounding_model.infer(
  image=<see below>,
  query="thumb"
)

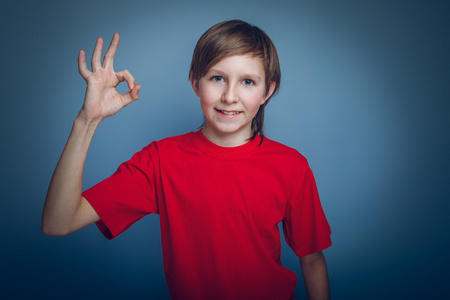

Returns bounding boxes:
[131,84,141,100]
[122,83,141,106]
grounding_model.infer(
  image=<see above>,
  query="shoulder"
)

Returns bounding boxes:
[140,132,195,160]
[125,132,194,167]
[142,132,193,149]
[260,136,309,168]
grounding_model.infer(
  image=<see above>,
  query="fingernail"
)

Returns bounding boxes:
[130,84,134,89]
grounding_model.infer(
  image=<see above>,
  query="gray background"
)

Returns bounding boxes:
[1,0,449,299]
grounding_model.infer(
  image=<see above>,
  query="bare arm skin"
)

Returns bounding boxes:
[42,33,141,236]
[300,251,330,300]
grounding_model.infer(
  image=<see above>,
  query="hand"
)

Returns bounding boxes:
[78,33,141,122]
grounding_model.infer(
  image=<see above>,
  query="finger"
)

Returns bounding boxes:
[78,49,91,79]
[103,33,120,69]
[116,69,135,90]
[91,37,104,72]
[130,84,141,100]
[122,84,141,106]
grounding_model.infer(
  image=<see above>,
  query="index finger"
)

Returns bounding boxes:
[102,33,120,69]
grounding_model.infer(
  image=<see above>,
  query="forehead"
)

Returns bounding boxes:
[206,54,265,76]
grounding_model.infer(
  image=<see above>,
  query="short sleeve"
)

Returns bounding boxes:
[282,163,332,257]
[82,143,160,240]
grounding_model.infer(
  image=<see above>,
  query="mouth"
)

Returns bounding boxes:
[215,109,242,115]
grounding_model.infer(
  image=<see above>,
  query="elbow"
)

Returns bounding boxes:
[41,208,72,236]
[41,220,70,237]
[41,226,70,237]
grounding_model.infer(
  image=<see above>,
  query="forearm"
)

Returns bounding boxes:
[300,251,330,300]
[41,113,100,235]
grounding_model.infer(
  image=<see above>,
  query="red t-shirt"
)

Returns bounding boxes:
[82,130,331,300]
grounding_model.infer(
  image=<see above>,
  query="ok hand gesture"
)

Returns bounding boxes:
[78,33,141,122]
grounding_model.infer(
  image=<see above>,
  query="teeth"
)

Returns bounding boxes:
[220,110,240,115]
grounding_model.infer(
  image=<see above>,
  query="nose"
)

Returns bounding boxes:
[221,83,238,104]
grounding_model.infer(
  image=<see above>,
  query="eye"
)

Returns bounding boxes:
[243,79,255,86]
[211,76,224,82]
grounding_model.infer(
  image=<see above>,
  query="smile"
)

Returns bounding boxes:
[216,109,241,115]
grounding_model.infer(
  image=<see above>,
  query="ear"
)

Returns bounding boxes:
[190,72,200,98]
[261,81,276,105]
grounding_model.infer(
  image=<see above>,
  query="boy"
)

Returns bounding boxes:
[42,20,331,299]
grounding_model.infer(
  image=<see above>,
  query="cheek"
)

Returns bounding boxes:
[199,85,220,104]
[246,91,266,108]
[198,88,216,113]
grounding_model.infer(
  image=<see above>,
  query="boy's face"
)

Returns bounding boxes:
[192,54,275,147]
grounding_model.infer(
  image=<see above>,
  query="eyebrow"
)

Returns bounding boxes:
[207,68,262,81]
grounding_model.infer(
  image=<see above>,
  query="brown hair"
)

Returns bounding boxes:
[189,19,281,141]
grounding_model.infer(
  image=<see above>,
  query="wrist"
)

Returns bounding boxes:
[74,112,102,134]
[75,108,102,128]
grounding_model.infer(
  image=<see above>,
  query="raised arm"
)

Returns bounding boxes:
[42,33,141,236]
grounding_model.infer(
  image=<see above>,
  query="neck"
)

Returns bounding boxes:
[201,127,252,147]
